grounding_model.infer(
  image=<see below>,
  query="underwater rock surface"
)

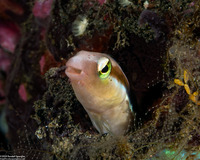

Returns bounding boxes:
[0,0,200,159]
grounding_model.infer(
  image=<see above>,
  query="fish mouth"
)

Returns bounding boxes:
[65,66,82,75]
[65,65,84,82]
[65,55,85,81]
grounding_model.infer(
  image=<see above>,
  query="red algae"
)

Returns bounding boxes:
[39,51,64,75]
[18,84,28,102]
[98,0,106,5]
[0,22,20,52]
[39,55,45,74]
[33,0,54,19]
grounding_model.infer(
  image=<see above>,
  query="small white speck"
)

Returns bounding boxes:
[144,1,149,9]
[72,15,88,36]
[119,0,132,7]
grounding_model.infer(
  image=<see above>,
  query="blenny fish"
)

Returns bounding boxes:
[65,50,133,136]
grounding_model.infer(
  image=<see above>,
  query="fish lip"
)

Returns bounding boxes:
[65,66,82,75]
[65,66,85,83]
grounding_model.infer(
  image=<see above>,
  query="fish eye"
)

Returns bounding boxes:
[97,57,111,79]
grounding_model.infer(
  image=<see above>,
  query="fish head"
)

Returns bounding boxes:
[65,50,129,113]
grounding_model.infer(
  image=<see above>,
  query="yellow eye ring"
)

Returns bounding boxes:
[97,57,112,79]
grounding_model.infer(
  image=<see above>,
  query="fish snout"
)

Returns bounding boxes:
[65,57,84,81]
[65,66,82,75]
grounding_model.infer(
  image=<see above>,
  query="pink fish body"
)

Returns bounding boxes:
[65,50,133,136]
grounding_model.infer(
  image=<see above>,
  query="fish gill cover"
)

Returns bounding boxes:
[0,0,200,159]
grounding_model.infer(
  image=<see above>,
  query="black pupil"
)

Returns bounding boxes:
[101,65,109,73]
